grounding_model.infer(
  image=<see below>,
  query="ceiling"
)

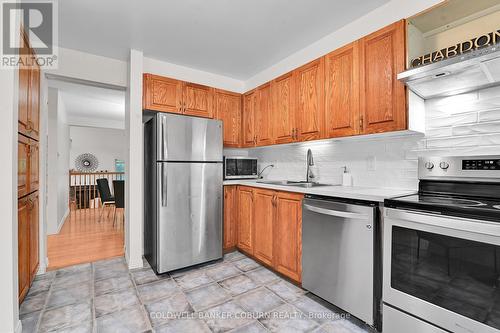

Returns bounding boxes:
[409,0,500,33]
[58,0,389,80]
[48,79,125,129]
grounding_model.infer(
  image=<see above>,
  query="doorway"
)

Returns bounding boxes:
[44,77,127,270]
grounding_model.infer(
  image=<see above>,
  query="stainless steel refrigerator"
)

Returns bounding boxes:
[143,112,223,274]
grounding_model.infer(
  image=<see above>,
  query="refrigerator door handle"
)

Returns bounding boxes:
[159,115,168,160]
[161,163,168,207]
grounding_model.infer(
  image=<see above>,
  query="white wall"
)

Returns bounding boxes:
[226,85,500,190]
[0,5,21,332]
[47,47,127,87]
[47,89,70,235]
[69,126,126,171]
[125,49,144,269]
[144,57,244,93]
[244,0,444,91]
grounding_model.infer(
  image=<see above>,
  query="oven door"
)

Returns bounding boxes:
[384,208,500,333]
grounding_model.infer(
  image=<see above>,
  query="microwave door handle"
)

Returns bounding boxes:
[303,204,369,220]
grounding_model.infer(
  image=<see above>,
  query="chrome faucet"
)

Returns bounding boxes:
[306,149,315,183]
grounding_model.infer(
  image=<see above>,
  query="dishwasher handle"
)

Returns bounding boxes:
[303,204,369,220]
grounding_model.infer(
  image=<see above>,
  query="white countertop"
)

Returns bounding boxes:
[223,180,416,202]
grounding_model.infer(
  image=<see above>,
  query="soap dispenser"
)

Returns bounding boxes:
[342,166,352,186]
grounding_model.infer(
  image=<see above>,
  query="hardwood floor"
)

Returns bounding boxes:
[47,208,124,270]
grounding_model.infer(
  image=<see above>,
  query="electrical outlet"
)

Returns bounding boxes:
[367,156,376,171]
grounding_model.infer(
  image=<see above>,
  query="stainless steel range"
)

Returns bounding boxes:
[383,156,500,333]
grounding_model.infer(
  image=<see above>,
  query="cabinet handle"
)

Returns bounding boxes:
[359,116,364,131]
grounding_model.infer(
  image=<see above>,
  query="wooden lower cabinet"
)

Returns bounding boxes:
[228,186,303,283]
[18,197,30,302]
[237,186,254,254]
[274,192,303,282]
[18,191,39,303]
[223,186,237,251]
[253,188,275,266]
[29,192,40,278]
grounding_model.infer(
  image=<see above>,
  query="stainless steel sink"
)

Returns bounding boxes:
[256,180,301,185]
[256,180,336,187]
[292,182,334,188]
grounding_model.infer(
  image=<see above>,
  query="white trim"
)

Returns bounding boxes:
[15,320,22,333]
[56,208,70,234]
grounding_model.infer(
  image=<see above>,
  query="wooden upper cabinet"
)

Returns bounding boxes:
[253,189,275,266]
[272,72,296,144]
[143,74,183,113]
[274,191,303,283]
[18,135,30,198]
[325,41,360,138]
[360,20,407,134]
[28,62,40,140]
[255,83,273,146]
[29,192,39,279]
[29,140,39,193]
[242,91,257,147]
[295,58,325,141]
[216,90,242,147]
[223,186,237,250]
[183,83,214,118]
[18,66,30,138]
[18,197,30,302]
[237,186,254,254]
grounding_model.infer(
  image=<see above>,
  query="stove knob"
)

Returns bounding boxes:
[424,162,434,170]
[439,161,450,170]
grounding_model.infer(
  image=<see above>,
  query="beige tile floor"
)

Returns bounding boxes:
[20,251,375,333]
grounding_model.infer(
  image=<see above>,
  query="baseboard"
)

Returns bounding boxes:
[15,319,22,333]
[56,208,70,234]
[36,257,49,275]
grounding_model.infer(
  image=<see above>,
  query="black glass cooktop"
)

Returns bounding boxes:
[385,193,500,222]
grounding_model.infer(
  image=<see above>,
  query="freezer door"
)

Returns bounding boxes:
[157,113,223,162]
[156,162,223,273]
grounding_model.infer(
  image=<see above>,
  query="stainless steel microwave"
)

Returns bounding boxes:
[224,157,258,179]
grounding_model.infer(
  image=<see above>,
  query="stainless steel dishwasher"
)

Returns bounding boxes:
[302,195,379,327]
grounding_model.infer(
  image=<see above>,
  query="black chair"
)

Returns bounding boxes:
[96,178,115,222]
[112,180,125,226]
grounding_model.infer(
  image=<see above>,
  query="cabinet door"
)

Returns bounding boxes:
[29,192,39,279]
[28,62,40,140]
[325,41,360,138]
[18,197,30,302]
[272,72,296,144]
[253,189,275,266]
[237,186,254,254]
[242,91,256,147]
[360,20,406,134]
[29,140,39,193]
[223,186,237,250]
[274,192,303,282]
[295,58,324,141]
[183,83,214,118]
[18,65,30,137]
[215,90,241,147]
[18,135,30,198]
[255,83,273,146]
[143,74,183,113]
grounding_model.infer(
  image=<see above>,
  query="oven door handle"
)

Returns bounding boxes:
[303,204,369,220]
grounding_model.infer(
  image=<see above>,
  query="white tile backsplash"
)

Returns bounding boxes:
[224,86,500,191]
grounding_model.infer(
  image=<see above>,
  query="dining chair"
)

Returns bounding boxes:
[96,178,115,222]
[112,180,125,226]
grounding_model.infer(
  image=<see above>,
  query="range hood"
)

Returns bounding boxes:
[398,44,500,99]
